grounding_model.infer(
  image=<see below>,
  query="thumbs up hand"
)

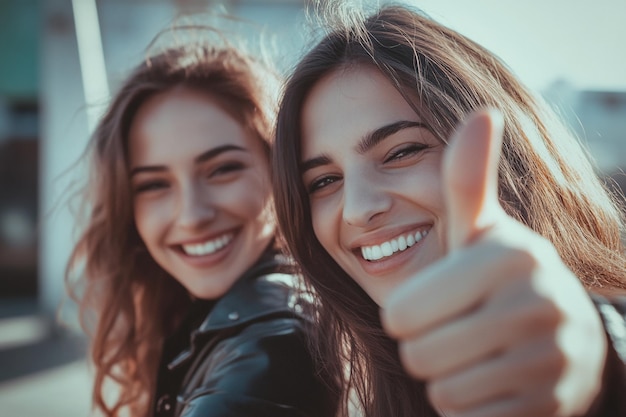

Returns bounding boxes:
[381,109,607,417]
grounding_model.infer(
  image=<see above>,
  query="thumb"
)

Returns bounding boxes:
[443,108,506,251]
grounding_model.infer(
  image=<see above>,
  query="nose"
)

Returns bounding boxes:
[342,171,392,227]
[176,183,216,230]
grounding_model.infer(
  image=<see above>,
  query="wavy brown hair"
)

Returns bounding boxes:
[272,3,626,417]
[65,34,280,417]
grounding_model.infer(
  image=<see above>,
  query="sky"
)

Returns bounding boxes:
[400,0,626,92]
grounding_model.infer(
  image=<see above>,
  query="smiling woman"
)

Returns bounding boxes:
[128,87,275,300]
[300,67,446,305]
[272,2,626,417]
[65,27,335,417]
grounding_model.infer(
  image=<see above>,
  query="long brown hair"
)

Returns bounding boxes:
[65,33,280,417]
[272,3,626,416]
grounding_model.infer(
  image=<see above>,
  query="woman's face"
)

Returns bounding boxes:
[128,86,275,299]
[301,66,447,306]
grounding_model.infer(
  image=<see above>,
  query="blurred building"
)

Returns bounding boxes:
[0,0,39,301]
[543,79,626,198]
[1,0,308,397]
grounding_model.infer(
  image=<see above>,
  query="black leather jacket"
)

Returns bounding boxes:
[152,252,335,417]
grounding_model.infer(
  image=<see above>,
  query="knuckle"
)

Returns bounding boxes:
[548,344,568,375]
[537,300,563,327]
[537,395,560,416]
[380,304,402,336]
[427,379,461,412]
[515,300,562,333]
[506,245,539,272]
[486,242,540,281]
[381,294,411,337]
[399,340,432,379]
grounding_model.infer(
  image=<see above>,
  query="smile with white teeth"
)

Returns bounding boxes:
[360,229,429,261]
[182,233,234,256]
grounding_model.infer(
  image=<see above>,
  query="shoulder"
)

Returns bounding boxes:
[199,271,308,332]
[589,293,626,363]
[174,267,335,417]
[209,317,315,387]
[178,317,333,417]
[586,293,626,417]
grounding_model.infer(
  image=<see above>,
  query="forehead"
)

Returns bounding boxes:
[128,87,256,165]
[301,66,419,158]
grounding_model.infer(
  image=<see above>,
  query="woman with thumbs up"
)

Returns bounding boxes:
[272,3,626,417]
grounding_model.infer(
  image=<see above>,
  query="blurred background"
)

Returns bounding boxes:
[0,0,624,416]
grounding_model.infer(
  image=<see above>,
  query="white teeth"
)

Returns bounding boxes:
[182,233,233,256]
[381,242,393,257]
[360,229,429,261]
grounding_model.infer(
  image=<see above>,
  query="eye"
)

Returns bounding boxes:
[134,180,169,194]
[384,143,431,163]
[307,175,341,194]
[209,162,245,178]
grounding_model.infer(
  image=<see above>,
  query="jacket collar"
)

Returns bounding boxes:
[196,255,298,332]
[167,250,300,370]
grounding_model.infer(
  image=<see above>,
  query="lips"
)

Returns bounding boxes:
[358,228,430,262]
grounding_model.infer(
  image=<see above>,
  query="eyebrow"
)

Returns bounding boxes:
[300,154,332,175]
[130,144,246,177]
[356,120,426,154]
[300,120,426,175]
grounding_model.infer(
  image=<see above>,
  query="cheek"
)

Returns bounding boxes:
[133,200,147,237]
[310,198,339,256]
[133,199,162,245]
[396,166,448,260]
[224,176,272,222]
[398,163,445,213]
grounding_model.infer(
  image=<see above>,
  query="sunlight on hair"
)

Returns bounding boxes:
[143,8,276,74]
[139,10,282,128]
[311,0,368,28]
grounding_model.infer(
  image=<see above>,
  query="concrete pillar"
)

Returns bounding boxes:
[39,0,90,327]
